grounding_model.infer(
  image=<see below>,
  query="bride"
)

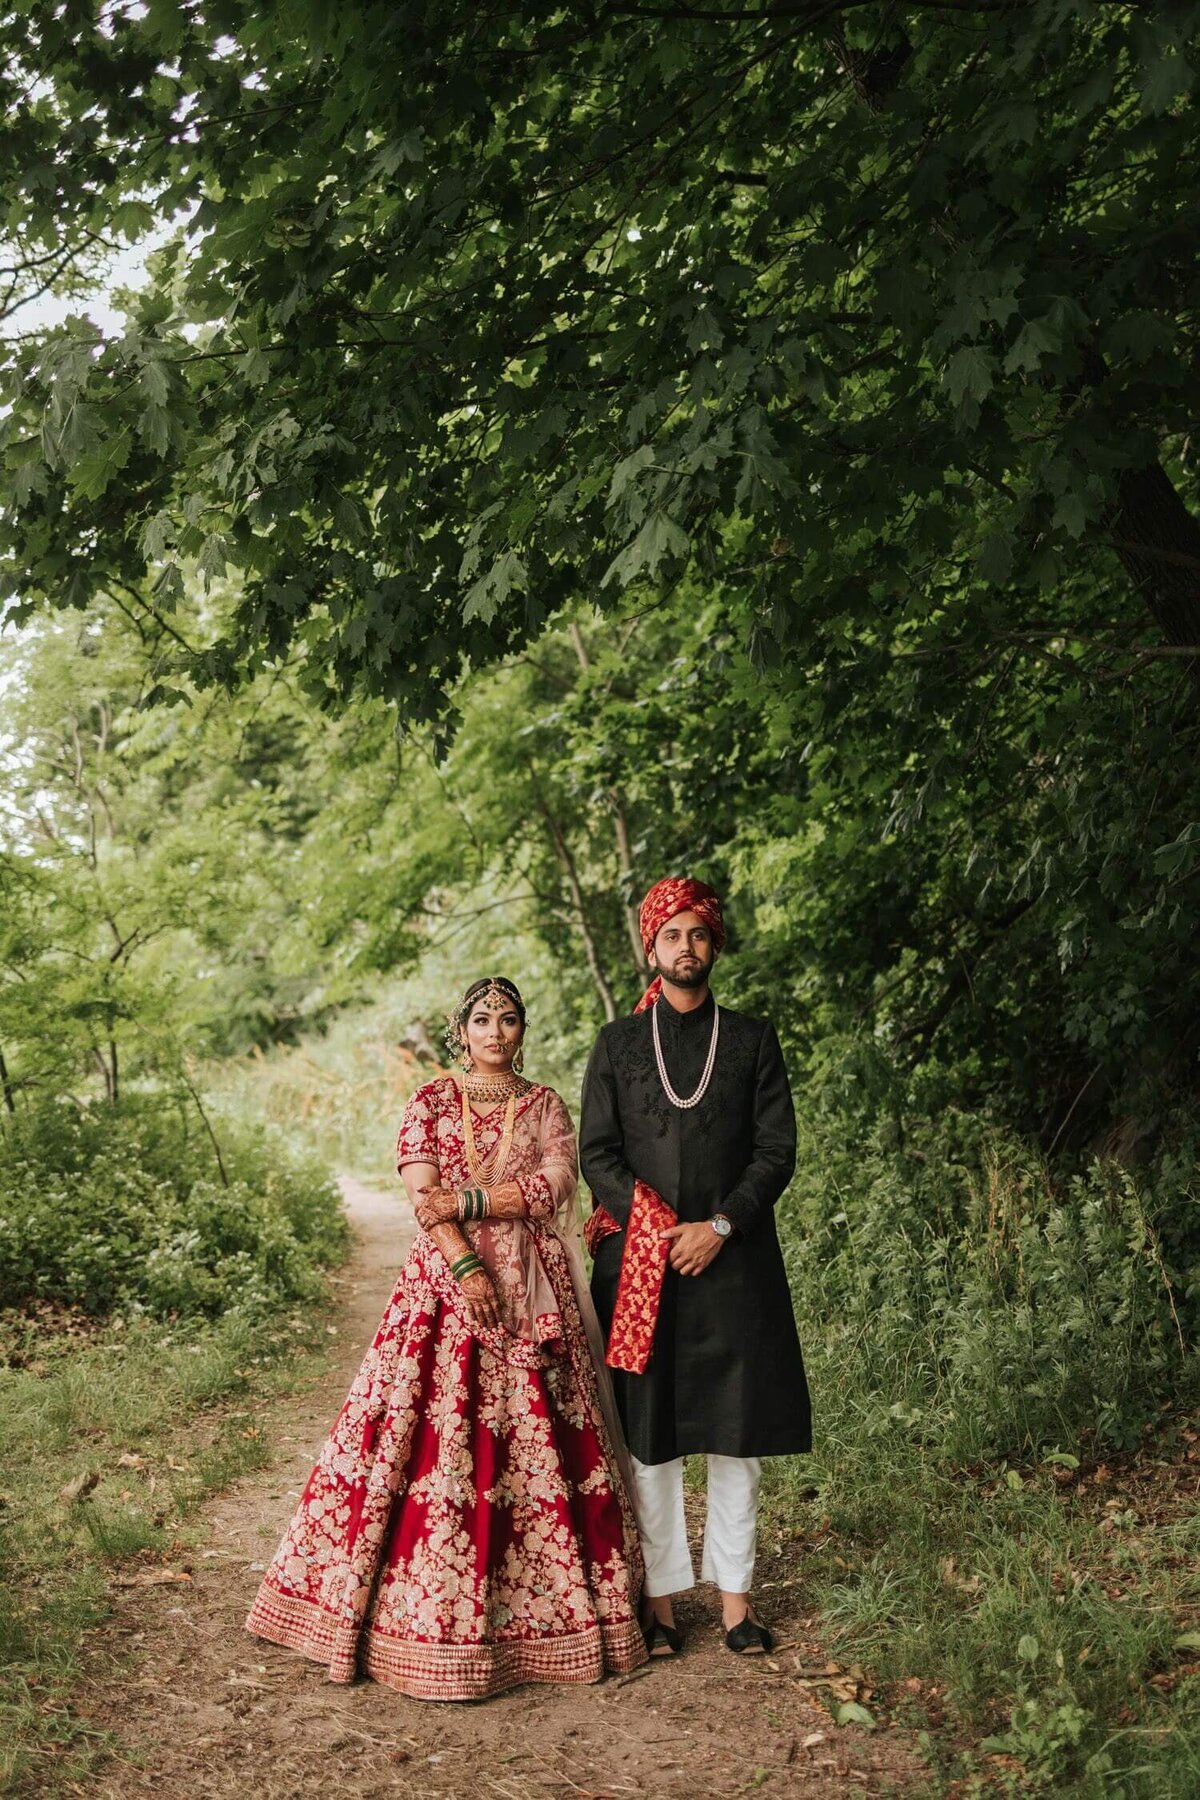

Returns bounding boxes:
[247,976,646,1700]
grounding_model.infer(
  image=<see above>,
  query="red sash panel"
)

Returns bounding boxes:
[584,1180,675,1374]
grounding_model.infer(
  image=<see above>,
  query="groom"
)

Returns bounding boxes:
[581,878,811,1655]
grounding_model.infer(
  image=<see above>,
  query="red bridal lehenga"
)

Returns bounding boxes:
[246,1076,646,1700]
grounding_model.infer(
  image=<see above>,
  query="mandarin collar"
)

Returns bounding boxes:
[654,990,716,1030]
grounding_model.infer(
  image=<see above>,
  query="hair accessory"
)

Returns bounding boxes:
[443,975,527,1062]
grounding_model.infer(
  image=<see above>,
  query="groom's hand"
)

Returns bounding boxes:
[659,1221,724,1277]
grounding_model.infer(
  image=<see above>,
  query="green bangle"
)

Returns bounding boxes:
[456,1187,488,1221]
[450,1252,484,1282]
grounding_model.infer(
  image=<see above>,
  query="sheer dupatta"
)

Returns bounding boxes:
[468,1083,640,1514]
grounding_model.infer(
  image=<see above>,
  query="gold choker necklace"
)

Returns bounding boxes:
[462,1070,530,1102]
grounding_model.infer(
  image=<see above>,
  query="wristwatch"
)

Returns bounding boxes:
[710,1213,733,1240]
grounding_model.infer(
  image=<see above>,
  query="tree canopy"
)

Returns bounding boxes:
[4,0,1200,1162]
[4,2,1199,720]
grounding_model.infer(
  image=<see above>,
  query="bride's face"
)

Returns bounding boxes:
[462,1001,523,1071]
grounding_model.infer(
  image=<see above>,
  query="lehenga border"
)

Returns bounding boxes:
[246,1586,646,1701]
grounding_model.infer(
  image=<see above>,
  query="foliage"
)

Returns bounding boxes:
[5,1,1200,1165]
[764,1130,1200,1796]
[782,1113,1197,1462]
[4,3,1200,722]
[3,12,1200,1779]
[764,1393,1200,1796]
[0,1097,347,1318]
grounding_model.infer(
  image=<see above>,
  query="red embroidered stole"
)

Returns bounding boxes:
[584,1180,674,1373]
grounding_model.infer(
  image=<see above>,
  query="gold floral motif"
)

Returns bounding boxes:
[246,1077,645,1701]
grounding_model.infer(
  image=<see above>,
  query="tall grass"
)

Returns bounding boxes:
[205,944,597,1180]
[0,1302,345,1793]
[0,1098,351,1794]
[772,1119,1200,1794]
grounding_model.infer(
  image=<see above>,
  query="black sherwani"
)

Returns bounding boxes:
[582,993,812,1466]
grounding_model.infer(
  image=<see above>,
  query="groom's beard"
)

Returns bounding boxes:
[656,949,714,991]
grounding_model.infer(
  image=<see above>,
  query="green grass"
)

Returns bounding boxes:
[0,1301,341,1796]
[762,1344,1200,1796]
[757,1112,1200,1793]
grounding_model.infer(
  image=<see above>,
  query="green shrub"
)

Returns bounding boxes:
[782,1111,1197,1458]
[0,1097,348,1319]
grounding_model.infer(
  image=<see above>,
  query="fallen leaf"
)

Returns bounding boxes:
[834,1700,876,1730]
[59,1470,99,1504]
[117,1452,144,1470]
[802,1731,827,1749]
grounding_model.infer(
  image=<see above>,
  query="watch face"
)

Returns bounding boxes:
[712,1215,732,1238]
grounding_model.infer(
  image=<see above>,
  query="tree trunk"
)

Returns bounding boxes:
[537,798,619,1021]
[610,797,650,983]
[567,621,649,984]
[1106,461,1200,656]
[109,1037,119,1105]
[179,1063,230,1186]
[0,1047,15,1114]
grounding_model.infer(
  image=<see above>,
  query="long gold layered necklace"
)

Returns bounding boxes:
[460,1080,523,1186]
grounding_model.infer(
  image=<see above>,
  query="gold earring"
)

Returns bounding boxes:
[513,1043,525,1074]
[460,1043,473,1072]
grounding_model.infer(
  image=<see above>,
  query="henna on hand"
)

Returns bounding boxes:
[415,1184,460,1230]
[458,1268,500,1330]
[424,1217,473,1273]
[482,1180,528,1220]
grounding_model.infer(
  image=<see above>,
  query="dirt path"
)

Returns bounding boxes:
[77,1180,929,1799]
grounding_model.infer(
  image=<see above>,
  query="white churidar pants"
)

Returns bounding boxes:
[632,1454,761,1595]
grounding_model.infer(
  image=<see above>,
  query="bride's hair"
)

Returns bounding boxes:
[444,977,526,1058]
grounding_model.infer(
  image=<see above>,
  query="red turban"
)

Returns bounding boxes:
[635,877,725,1012]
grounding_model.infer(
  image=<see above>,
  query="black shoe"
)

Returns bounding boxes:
[724,1613,773,1655]
[642,1615,684,1657]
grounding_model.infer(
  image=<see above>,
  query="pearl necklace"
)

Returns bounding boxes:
[652,999,720,1109]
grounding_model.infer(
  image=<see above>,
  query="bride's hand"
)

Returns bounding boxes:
[415,1185,460,1229]
[458,1268,501,1330]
